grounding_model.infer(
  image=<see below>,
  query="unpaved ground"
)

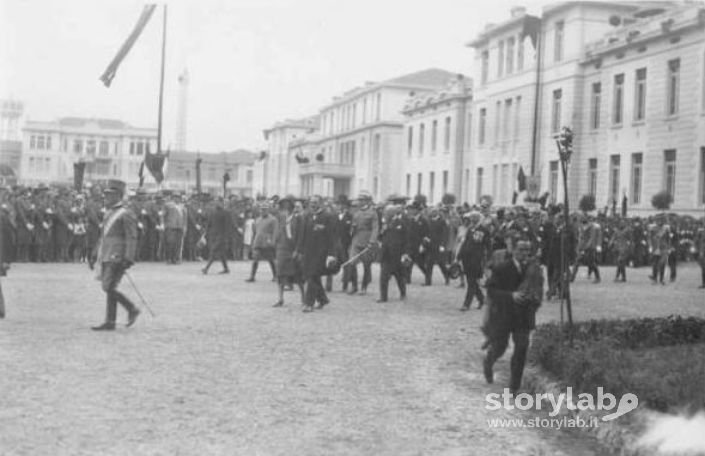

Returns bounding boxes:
[1,262,702,455]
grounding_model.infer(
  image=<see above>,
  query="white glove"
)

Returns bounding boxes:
[26,223,35,231]
[196,224,202,231]
[326,256,337,268]
[419,245,425,254]
[439,246,445,252]
[596,246,602,253]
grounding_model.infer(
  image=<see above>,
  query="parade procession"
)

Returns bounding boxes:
[2,1,705,455]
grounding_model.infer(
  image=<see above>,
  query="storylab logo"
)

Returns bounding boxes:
[486,387,639,423]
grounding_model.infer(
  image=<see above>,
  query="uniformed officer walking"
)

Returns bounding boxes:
[91,180,140,331]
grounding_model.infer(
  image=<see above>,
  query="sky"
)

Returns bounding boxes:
[1,0,547,153]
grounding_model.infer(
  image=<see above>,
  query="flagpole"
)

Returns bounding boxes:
[157,4,167,157]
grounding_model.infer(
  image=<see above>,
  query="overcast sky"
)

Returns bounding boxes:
[1,0,549,153]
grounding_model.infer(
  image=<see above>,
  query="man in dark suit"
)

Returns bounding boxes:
[483,238,543,393]
[405,201,429,285]
[295,195,337,313]
[425,207,450,285]
[201,197,232,274]
[91,180,140,331]
[376,203,411,303]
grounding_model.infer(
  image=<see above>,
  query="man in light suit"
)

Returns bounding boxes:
[91,180,140,331]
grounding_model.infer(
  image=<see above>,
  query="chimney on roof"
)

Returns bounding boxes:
[510,6,526,18]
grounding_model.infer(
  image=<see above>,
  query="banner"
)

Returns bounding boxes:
[99,4,157,87]
[73,162,86,191]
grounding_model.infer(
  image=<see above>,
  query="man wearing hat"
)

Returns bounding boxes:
[90,179,140,330]
[376,202,411,302]
[458,211,491,310]
[405,200,429,285]
[245,201,278,282]
[347,191,378,295]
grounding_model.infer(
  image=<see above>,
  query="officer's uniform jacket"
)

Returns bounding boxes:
[95,202,138,264]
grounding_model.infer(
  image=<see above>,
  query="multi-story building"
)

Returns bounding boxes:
[468,1,705,214]
[259,69,458,200]
[20,117,256,196]
[20,117,157,187]
[167,150,255,197]
[401,74,472,205]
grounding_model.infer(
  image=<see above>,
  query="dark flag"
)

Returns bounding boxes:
[144,147,168,184]
[521,16,541,49]
[512,191,519,205]
[195,156,203,194]
[73,162,86,191]
[517,166,527,192]
[99,4,157,87]
[621,194,628,217]
[138,161,146,187]
[223,172,230,197]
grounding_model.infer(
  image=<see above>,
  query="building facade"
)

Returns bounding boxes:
[468,1,705,214]
[167,149,255,197]
[21,117,157,187]
[259,69,459,201]
[401,74,472,205]
[0,99,24,185]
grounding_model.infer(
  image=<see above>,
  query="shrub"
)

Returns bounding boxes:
[578,194,596,213]
[441,193,456,205]
[651,190,672,210]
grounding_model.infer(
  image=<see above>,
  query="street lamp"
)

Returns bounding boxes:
[554,126,574,336]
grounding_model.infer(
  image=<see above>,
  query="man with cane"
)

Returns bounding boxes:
[90,179,140,331]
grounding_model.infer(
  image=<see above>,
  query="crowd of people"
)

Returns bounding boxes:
[1,181,704,391]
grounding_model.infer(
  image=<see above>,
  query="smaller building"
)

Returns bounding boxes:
[21,117,157,187]
[167,150,256,197]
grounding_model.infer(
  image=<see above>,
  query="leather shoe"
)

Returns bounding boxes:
[218,269,230,274]
[201,268,208,275]
[127,308,141,327]
[245,277,255,283]
[376,298,388,303]
[91,322,116,331]
[302,305,314,313]
[483,356,494,384]
[272,300,283,308]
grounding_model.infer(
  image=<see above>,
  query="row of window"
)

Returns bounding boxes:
[477,96,523,146]
[72,139,117,156]
[29,134,52,150]
[480,20,565,85]
[318,134,382,165]
[588,59,680,130]
[320,93,383,136]
[477,58,682,145]
[407,116,453,156]
[405,170,450,203]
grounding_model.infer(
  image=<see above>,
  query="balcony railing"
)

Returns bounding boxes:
[298,161,354,177]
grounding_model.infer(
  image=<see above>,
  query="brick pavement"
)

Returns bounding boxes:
[1,262,702,455]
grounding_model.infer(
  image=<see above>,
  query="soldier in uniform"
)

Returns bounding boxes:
[90,180,140,331]
[347,192,378,295]
[245,202,278,282]
[458,211,490,310]
[571,215,602,283]
[609,218,633,282]
[695,218,705,289]
[376,201,411,303]
[648,216,671,285]
[336,195,354,292]
[295,195,337,313]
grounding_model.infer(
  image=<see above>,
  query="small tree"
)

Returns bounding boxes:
[578,194,596,213]
[651,190,672,211]
[441,193,456,205]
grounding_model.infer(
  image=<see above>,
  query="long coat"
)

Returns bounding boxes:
[275,213,301,279]
[379,215,412,273]
[458,226,490,278]
[296,209,335,278]
[206,206,232,252]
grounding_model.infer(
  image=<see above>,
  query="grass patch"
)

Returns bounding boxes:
[530,316,705,413]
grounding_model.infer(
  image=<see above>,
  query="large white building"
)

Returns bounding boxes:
[257,69,458,200]
[468,1,705,214]
[21,117,156,186]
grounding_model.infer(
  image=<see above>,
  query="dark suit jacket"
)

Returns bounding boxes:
[296,209,336,278]
[485,258,543,333]
[379,215,412,272]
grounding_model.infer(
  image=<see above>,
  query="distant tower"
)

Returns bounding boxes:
[0,99,24,141]
[175,68,189,152]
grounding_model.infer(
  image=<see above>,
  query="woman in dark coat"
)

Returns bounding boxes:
[273,197,303,307]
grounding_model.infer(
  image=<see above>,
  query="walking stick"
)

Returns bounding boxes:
[124,271,156,317]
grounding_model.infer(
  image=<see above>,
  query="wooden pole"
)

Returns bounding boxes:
[557,140,574,340]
